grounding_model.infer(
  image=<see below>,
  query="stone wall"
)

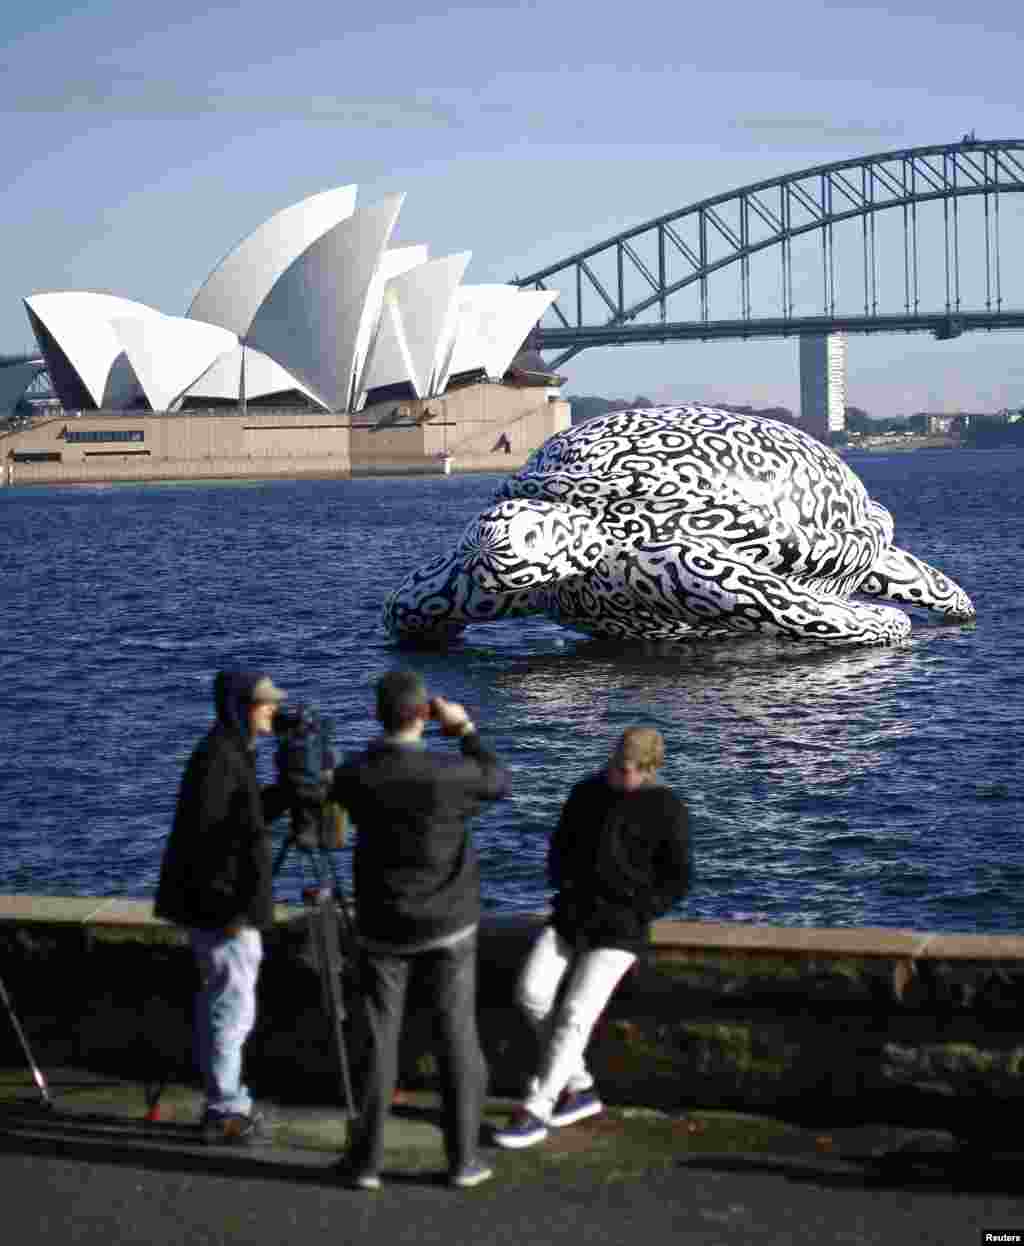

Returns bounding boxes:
[2,897,1021,1136]
[0,385,570,485]
[1,410,352,484]
[349,386,568,476]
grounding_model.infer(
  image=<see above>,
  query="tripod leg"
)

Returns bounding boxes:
[305,892,357,1119]
[0,974,52,1108]
[144,1077,168,1122]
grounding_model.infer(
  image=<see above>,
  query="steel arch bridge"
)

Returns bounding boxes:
[512,139,1024,369]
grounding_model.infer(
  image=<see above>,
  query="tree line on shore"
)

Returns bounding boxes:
[568,395,1024,447]
[568,395,799,426]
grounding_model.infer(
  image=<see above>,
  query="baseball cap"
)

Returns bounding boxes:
[250,675,286,705]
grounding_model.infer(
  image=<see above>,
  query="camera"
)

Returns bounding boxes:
[272,703,340,849]
[273,703,335,788]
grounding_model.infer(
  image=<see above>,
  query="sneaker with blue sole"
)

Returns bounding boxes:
[449,1160,493,1188]
[492,1108,549,1149]
[550,1088,603,1127]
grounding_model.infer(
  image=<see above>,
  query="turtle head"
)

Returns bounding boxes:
[456,499,605,592]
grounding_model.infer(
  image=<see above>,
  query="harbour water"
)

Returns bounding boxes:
[1,448,1021,933]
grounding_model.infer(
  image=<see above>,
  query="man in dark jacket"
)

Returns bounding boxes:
[494,726,691,1150]
[331,670,509,1190]
[155,669,289,1144]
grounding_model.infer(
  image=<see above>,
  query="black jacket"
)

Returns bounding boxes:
[155,672,288,931]
[549,771,692,954]
[331,731,509,946]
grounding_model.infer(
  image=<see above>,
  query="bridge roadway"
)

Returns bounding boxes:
[534,308,1024,350]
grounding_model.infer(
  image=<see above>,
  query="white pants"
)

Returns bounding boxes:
[516,925,636,1122]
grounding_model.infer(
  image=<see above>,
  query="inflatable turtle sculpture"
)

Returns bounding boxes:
[383,405,975,646]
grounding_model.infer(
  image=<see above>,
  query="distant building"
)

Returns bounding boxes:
[799,334,847,440]
[912,412,991,436]
[930,413,958,435]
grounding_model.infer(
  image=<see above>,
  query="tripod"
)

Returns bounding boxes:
[0,970,52,1108]
[274,806,358,1120]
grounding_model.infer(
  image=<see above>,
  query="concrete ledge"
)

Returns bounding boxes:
[2,895,1023,1136]
[3,896,1023,963]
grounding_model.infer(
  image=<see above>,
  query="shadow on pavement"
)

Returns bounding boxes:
[3,1094,1022,1198]
[0,1108,328,1184]
[676,1147,1024,1197]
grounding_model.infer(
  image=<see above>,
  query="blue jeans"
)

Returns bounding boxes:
[348,933,487,1173]
[189,927,263,1117]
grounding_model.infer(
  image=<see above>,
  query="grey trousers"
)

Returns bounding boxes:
[347,932,488,1173]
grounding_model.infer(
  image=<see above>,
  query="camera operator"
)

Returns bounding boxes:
[330,670,510,1191]
[154,669,290,1145]
[493,726,691,1149]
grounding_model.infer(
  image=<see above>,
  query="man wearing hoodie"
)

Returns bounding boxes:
[155,669,289,1144]
[330,670,510,1190]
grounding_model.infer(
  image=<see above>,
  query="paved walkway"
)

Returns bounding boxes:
[1,1069,1022,1244]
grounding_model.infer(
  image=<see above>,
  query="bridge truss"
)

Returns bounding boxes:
[512,139,1024,368]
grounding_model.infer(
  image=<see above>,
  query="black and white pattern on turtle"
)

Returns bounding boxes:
[383,405,976,646]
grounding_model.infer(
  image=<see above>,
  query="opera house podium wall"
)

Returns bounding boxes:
[1,384,570,486]
[349,384,570,476]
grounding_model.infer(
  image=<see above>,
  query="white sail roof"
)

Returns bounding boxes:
[25,292,243,412]
[183,344,328,409]
[187,184,358,337]
[348,245,429,405]
[246,193,405,411]
[438,286,559,390]
[24,292,164,408]
[358,251,472,400]
[112,316,237,412]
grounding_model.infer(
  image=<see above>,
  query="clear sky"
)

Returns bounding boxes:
[3,0,1022,417]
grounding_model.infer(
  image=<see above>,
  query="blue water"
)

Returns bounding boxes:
[1,450,1021,933]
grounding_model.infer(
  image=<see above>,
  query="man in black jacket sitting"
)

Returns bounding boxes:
[155,669,290,1145]
[494,726,691,1150]
[331,670,509,1190]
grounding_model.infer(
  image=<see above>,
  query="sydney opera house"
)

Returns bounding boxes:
[2,185,568,484]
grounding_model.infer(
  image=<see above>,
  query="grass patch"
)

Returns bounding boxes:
[474,1104,807,1186]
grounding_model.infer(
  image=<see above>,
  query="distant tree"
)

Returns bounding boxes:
[570,394,797,426]
[569,394,661,423]
[961,417,1024,448]
[844,406,873,433]
[568,395,617,424]
[716,402,795,424]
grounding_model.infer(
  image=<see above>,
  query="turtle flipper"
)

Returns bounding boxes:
[549,538,913,645]
[857,546,975,620]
